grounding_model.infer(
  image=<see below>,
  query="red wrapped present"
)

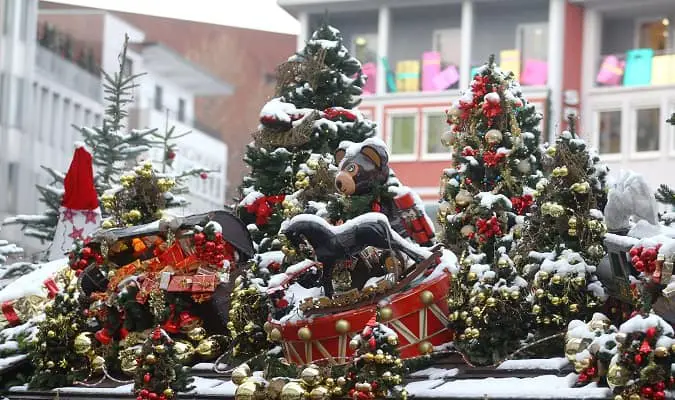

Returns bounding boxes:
[108,260,141,290]
[166,274,217,293]
[175,255,201,273]
[158,243,185,267]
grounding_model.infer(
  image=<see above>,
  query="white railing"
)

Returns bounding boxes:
[35,46,101,101]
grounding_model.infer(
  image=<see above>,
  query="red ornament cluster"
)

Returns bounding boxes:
[323,107,357,121]
[476,216,502,241]
[511,194,534,215]
[461,146,476,157]
[482,151,506,168]
[68,240,103,275]
[629,244,661,273]
[245,194,286,226]
[618,326,669,400]
[194,231,235,268]
[576,357,598,385]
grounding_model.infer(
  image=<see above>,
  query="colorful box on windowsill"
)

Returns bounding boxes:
[396,60,421,92]
[432,65,459,91]
[521,59,547,86]
[623,48,653,86]
[361,62,377,95]
[651,54,675,85]
[596,55,624,86]
[499,49,521,80]
[422,52,441,92]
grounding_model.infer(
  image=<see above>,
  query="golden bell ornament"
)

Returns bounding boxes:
[173,341,195,364]
[301,366,321,386]
[485,129,503,145]
[74,333,93,355]
[335,319,350,334]
[90,355,105,374]
[188,327,207,342]
[606,363,630,389]
[297,327,312,341]
[145,354,157,365]
[379,306,393,321]
[235,381,258,400]
[269,328,283,342]
[232,366,251,385]
[654,346,669,357]
[196,338,220,358]
[163,388,174,398]
[455,190,473,207]
[281,382,307,400]
[309,386,330,400]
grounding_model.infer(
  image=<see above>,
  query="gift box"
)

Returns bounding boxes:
[166,274,217,293]
[362,62,377,94]
[395,60,420,92]
[1,295,48,329]
[499,49,521,80]
[596,55,624,86]
[422,51,441,92]
[651,54,675,85]
[624,48,653,86]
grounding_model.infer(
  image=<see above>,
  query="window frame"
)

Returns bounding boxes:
[593,108,623,160]
[386,108,419,162]
[515,22,549,63]
[154,85,164,111]
[178,98,186,122]
[432,28,462,67]
[633,16,672,51]
[630,103,662,159]
[421,107,452,160]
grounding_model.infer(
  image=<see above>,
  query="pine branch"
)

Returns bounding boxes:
[667,113,675,126]
[655,184,675,208]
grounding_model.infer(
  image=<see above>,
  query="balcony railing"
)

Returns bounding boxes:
[595,48,675,89]
[35,46,101,101]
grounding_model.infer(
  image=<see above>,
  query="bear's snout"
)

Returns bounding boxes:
[335,171,356,195]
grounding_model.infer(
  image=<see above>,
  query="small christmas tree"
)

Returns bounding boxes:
[342,314,407,400]
[134,327,194,400]
[29,283,90,389]
[439,57,541,365]
[514,118,609,333]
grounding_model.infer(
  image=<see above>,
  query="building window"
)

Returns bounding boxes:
[424,112,449,155]
[50,93,59,146]
[638,19,670,51]
[154,85,163,111]
[7,162,18,211]
[13,77,24,129]
[352,33,377,64]
[2,0,12,36]
[19,0,28,41]
[517,23,549,62]
[433,29,462,67]
[389,114,417,156]
[597,110,621,155]
[635,107,660,152]
[178,98,186,122]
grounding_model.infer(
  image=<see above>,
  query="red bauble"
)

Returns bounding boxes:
[646,327,657,338]
[140,389,149,398]
[641,386,653,397]
[95,254,104,264]
[371,202,382,213]
[371,381,378,391]
[654,391,666,400]
[75,270,82,277]
[275,298,289,308]
[152,328,162,341]
[205,241,216,251]
[656,381,666,391]
[78,259,88,269]
[629,247,639,257]
[634,354,643,364]
[95,329,112,345]
[586,367,596,377]
[200,172,208,180]
[137,396,143,400]
[148,392,158,400]
[216,244,225,253]
[159,396,166,400]
[194,233,205,244]
[167,150,176,160]
[144,373,151,383]
[119,327,129,339]
[635,260,645,271]
[578,372,588,383]
[214,232,223,242]
[82,247,92,257]
[640,340,652,354]
[179,312,200,329]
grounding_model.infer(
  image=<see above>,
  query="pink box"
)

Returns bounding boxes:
[432,65,459,90]
[422,51,442,92]
[521,59,548,85]
[596,55,624,86]
[361,62,377,94]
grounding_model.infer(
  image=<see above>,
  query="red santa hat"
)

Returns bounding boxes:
[61,144,99,211]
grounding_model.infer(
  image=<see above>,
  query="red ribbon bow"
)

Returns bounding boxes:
[511,194,534,215]
[323,107,357,121]
[246,195,285,225]
[476,216,502,238]
[483,151,505,167]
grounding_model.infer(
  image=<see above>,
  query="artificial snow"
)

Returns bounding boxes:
[476,192,512,210]
[0,258,66,303]
[498,357,569,370]
[619,313,674,336]
[410,367,459,379]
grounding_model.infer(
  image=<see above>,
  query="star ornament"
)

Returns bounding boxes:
[84,210,98,224]
[69,226,84,240]
[62,208,75,223]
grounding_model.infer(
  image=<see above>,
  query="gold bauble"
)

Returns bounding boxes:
[420,290,434,305]
[349,339,360,350]
[550,296,561,306]
[301,366,321,386]
[269,328,283,342]
[263,321,273,334]
[569,304,579,313]
[486,297,497,307]
[387,335,398,346]
[74,333,93,355]
[628,395,640,400]
[654,346,669,357]
[572,276,585,287]
[298,327,312,341]
[568,216,577,228]
[173,341,194,364]
[418,341,433,355]
[485,129,503,145]
[188,327,207,342]
[532,304,541,314]
[568,228,577,237]
[309,386,330,400]
[546,146,556,156]
[551,275,562,284]
[336,377,346,387]
[379,306,393,321]
[232,366,251,385]
[47,330,56,338]
[467,272,478,281]
[90,355,105,373]
[455,190,472,207]
[510,291,520,300]
[46,360,55,369]
[472,306,482,316]
[154,344,166,354]
[235,381,258,400]
[363,352,374,363]
[163,388,174,398]
[120,356,138,376]
[244,323,255,334]
[145,354,157,365]
[196,338,219,358]
[335,319,350,334]
[101,220,114,229]
[440,130,453,147]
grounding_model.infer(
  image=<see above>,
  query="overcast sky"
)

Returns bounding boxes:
[49,0,300,34]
